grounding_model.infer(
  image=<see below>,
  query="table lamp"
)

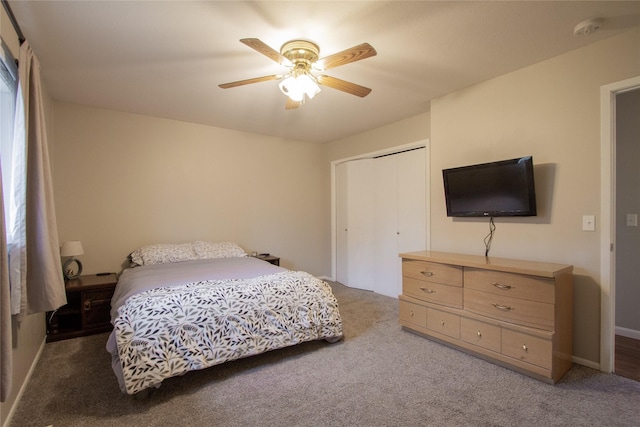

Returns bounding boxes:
[60,240,84,280]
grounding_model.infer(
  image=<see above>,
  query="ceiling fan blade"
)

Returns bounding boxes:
[317,75,372,97]
[240,38,291,66]
[317,43,377,70]
[218,75,281,89]
[285,98,301,110]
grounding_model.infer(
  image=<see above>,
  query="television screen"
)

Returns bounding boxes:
[443,156,537,217]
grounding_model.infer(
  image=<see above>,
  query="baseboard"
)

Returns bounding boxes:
[572,355,600,371]
[2,337,46,427]
[615,326,640,340]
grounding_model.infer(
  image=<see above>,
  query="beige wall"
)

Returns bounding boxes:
[52,103,329,277]
[1,8,20,58]
[430,28,640,364]
[324,112,431,162]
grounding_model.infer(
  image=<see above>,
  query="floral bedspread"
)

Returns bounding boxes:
[113,271,343,394]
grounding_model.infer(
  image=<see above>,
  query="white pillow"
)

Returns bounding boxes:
[129,250,144,266]
[130,242,197,266]
[193,241,247,259]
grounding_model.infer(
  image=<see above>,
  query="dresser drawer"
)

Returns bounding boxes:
[460,317,501,353]
[464,268,554,304]
[464,289,554,330]
[403,277,463,308]
[426,308,460,339]
[402,260,462,287]
[399,300,427,329]
[502,329,552,370]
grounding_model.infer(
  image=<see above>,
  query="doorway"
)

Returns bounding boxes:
[613,87,640,381]
[600,76,640,376]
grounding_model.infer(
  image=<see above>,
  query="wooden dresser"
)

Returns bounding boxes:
[399,251,573,383]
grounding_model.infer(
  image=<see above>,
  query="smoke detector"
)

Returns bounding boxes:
[573,18,602,36]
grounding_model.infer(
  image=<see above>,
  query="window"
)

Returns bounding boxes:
[1,39,65,316]
[1,40,18,230]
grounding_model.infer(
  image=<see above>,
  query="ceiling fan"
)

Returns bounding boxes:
[219,38,377,109]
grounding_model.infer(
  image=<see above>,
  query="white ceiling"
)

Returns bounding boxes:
[8,1,640,143]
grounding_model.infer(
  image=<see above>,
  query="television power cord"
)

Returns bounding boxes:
[484,216,496,257]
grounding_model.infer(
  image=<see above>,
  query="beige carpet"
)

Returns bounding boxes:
[9,282,640,426]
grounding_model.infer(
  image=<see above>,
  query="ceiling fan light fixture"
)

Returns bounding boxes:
[221,38,376,109]
[279,73,321,102]
[298,74,321,99]
[279,76,303,101]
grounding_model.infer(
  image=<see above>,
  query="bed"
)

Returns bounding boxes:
[106,241,343,395]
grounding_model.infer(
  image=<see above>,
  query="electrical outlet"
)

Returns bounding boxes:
[626,213,638,227]
[582,215,595,231]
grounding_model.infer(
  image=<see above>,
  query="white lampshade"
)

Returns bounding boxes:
[279,76,304,101]
[297,74,321,99]
[60,241,84,257]
[279,73,321,102]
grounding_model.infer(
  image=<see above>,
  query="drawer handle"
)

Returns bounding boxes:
[420,271,434,277]
[409,310,414,317]
[493,282,512,290]
[83,300,91,311]
[440,320,445,327]
[477,330,482,338]
[419,287,435,294]
[491,303,513,311]
[522,344,528,352]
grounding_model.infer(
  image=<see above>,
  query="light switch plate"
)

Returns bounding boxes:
[626,213,638,227]
[582,215,596,231]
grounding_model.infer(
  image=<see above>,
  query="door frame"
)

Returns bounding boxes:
[330,140,430,282]
[600,76,640,373]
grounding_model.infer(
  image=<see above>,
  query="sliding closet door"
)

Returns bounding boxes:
[336,162,349,286]
[373,154,399,297]
[335,159,374,291]
[373,148,426,298]
[336,147,426,296]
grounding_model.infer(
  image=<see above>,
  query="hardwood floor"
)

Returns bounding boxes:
[615,335,640,382]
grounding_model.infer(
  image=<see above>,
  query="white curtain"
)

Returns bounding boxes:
[0,37,17,404]
[8,59,25,315]
[1,162,11,402]
[8,41,66,317]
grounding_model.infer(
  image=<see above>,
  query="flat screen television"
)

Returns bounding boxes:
[442,156,537,217]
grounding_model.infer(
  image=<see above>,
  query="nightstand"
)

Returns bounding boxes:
[46,273,117,342]
[256,255,280,266]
